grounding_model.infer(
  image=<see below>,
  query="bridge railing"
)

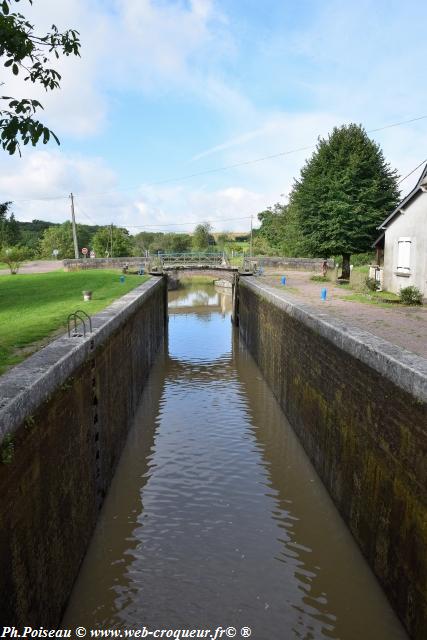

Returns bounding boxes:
[146,252,256,273]
[159,252,229,268]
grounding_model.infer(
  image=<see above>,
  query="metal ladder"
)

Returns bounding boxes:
[67,310,93,338]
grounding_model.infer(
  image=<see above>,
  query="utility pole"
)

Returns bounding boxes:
[110,223,114,258]
[250,214,253,257]
[70,193,79,259]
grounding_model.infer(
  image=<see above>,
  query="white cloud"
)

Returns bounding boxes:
[0,149,267,232]
[2,0,231,137]
[1,0,427,231]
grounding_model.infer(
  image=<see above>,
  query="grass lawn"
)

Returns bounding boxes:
[0,270,149,374]
[342,289,400,307]
[352,264,370,274]
[228,255,246,267]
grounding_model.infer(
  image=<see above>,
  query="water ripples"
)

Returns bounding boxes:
[63,285,407,640]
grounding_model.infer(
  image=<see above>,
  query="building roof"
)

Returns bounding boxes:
[373,161,427,247]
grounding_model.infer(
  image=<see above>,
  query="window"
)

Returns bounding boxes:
[397,237,411,272]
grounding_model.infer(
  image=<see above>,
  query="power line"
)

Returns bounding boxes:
[73,202,98,226]
[397,158,427,184]
[125,215,252,229]
[369,114,427,133]
[77,114,427,199]
[74,194,253,229]
[74,205,252,229]
[5,113,427,203]
[73,155,427,231]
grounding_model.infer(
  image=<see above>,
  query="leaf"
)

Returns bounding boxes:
[2,1,9,16]
[12,63,19,76]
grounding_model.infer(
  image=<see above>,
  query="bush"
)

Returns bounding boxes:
[0,246,30,274]
[365,276,380,292]
[332,252,375,268]
[399,286,423,305]
[351,252,376,266]
[310,275,328,282]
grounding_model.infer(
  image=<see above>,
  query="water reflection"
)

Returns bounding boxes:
[63,284,407,640]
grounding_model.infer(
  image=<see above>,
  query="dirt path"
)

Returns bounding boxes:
[0,260,62,276]
[258,270,427,359]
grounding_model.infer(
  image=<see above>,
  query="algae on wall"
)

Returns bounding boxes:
[0,278,167,627]
[238,278,427,640]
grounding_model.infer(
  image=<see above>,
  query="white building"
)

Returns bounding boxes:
[374,163,427,297]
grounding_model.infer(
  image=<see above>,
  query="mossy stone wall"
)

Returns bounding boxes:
[0,279,166,627]
[239,279,427,640]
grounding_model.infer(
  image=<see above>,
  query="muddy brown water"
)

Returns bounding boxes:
[63,284,408,639]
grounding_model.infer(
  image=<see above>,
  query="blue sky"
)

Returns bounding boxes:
[1,0,426,233]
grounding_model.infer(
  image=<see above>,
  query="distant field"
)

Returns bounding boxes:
[0,270,148,374]
[226,241,249,252]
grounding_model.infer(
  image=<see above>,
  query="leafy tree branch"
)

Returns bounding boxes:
[0,0,81,154]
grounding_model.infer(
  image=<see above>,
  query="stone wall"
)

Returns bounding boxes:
[0,277,167,627]
[238,278,427,640]
[63,257,148,271]
[253,256,334,270]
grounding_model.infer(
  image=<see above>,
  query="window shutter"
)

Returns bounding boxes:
[397,238,411,271]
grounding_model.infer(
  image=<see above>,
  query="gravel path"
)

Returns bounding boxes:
[0,260,61,276]
[259,270,427,359]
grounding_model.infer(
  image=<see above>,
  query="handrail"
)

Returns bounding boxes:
[67,309,92,337]
[74,309,93,333]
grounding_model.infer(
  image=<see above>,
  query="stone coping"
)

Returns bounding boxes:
[63,257,149,268]
[0,277,163,442]
[241,278,427,403]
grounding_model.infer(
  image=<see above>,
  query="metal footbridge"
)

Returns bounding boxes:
[147,252,253,275]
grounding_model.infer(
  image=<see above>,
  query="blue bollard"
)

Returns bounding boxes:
[281,275,286,285]
[120,275,125,284]
[321,287,327,300]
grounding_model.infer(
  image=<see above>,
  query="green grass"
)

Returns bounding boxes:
[310,274,329,282]
[352,264,370,274]
[225,241,249,252]
[342,289,400,307]
[0,270,149,374]
[0,261,33,271]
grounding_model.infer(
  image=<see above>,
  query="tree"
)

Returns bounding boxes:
[290,124,400,279]
[163,233,192,253]
[0,0,81,155]
[251,234,271,255]
[39,221,102,258]
[257,202,305,257]
[192,222,214,251]
[0,201,21,247]
[39,221,75,258]
[257,203,286,248]
[134,231,160,254]
[0,245,29,273]
[5,211,20,244]
[0,201,11,246]
[216,232,229,250]
[18,218,58,253]
[92,225,134,258]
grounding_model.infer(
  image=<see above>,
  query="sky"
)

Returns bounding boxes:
[1,0,427,234]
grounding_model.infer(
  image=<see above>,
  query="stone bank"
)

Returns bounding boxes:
[0,277,167,627]
[239,278,427,640]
